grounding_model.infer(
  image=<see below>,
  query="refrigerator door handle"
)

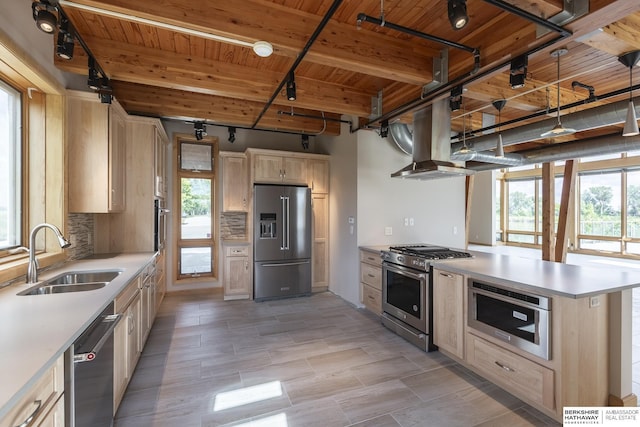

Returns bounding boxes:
[280,196,286,250]
[285,196,290,250]
[260,260,310,267]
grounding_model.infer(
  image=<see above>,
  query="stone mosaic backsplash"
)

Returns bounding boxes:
[220,212,247,239]
[67,213,94,260]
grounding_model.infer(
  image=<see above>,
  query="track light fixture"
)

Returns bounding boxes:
[450,85,463,111]
[87,57,101,90]
[541,48,576,138]
[98,77,112,104]
[194,122,206,141]
[32,1,57,34]
[379,120,389,138]
[56,17,75,60]
[301,134,309,150]
[492,99,507,158]
[618,50,640,137]
[448,0,469,31]
[228,126,236,143]
[286,71,296,101]
[509,55,528,89]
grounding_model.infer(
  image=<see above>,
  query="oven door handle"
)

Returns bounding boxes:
[383,262,428,280]
[469,286,548,311]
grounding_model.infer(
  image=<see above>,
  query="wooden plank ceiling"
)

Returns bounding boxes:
[46,0,640,146]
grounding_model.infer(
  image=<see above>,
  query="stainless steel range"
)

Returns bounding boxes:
[380,244,472,352]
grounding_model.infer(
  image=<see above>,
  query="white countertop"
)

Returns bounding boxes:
[432,251,640,299]
[0,253,155,420]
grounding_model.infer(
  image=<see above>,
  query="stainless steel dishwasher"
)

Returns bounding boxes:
[65,302,121,427]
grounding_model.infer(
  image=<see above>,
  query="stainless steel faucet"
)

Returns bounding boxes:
[27,223,71,283]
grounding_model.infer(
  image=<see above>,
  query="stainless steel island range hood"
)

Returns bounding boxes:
[391,99,474,180]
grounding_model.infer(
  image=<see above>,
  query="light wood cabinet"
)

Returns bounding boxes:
[221,152,248,211]
[223,244,251,300]
[359,249,382,314]
[154,126,168,199]
[253,153,307,184]
[0,354,64,427]
[139,264,155,345]
[113,274,142,411]
[67,90,126,213]
[308,159,329,193]
[432,268,465,359]
[312,193,329,292]
[467,333,555,411]
[155,249,166,311]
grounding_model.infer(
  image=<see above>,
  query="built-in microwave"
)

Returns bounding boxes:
[467,279,551,360]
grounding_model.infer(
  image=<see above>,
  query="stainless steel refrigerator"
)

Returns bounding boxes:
[253,184,312,301]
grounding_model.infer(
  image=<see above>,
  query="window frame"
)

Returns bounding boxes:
[173,134,219,283]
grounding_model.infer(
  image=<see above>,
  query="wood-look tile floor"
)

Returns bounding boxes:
[114,291,560,427]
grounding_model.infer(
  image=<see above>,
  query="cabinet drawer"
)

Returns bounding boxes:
[115,276,141,313]
[1,354,64,427]
[360,263,382,290]
[359,250,382,266]
[362,283,382,314]
[225,246,249,257]
[467,334,555,411]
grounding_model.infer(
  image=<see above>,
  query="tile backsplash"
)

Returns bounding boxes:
[220,212,247,239]
[67,213,94,260]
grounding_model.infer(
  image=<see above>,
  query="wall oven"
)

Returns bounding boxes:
[381,245,472,352]
[467,279,551,360]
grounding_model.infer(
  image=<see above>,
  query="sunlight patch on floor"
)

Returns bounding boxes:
[230,413,288,427]
[213,381,283,412]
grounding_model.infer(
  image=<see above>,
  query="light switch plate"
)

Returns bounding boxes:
[384,226,393,236]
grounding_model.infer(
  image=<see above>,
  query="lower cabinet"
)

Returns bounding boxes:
[359,249,382,314]
[0,354,64,427]
[467,333,555,412]
[223,244,250,300]
[432,268,464,359]
[113,272,143,412]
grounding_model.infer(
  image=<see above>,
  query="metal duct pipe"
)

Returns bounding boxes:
[467,133,640,171]
[452,96,640,153]
[451,150,524,166]
[388,123,413,155]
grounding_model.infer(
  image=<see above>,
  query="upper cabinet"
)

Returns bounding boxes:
[220,152,248,212]
[252,152,307,185]
[154,127,168,199]
[308,159,329,193]
[67,90,126,213]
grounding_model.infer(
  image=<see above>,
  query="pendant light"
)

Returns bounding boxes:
[618,50,640,137]
[452,100,475,160]
[541,48,576,138]
[492,99,506,157]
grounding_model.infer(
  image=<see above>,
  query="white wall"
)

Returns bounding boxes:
[468,170,496,245]
[316,120,359,305]
[357,130,467,249]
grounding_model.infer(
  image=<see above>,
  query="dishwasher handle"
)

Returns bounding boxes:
[74,314,122,363]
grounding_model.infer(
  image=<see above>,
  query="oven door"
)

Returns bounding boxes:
[382,262,428,333]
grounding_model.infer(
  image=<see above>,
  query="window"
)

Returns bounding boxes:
[0,79,22,252]
[176,138,217,280]
[578,171,622,253]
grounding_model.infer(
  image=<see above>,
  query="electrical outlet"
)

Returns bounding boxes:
[69,234,77,247]
[453,226,458,235]
[87,232,93,246]
[384,226,393,236]
[589,296,600,308]
[409,217,414,226]
[404,217,409,226]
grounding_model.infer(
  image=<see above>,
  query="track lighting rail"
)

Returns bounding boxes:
[251,0,344,129]
[482,0,572,38]
[356,13,478,55]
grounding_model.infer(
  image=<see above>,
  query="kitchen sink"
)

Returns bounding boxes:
[19,282,107,295]
[46,271,121,285]
[17,270,122,296]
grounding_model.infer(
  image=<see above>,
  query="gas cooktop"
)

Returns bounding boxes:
[388,244,473,259]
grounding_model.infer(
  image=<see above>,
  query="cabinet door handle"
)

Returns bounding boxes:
[15,399,41,427]
[367,257,375,261]
[367,273,375,278]
[368,295,375,300]
[245,261,248,270]
[494,361,515,372]
[439,272,453,278]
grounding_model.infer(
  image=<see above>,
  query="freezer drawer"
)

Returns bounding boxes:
[254,259,311,301]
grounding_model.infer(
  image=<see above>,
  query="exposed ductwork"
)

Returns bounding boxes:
[468,133,640,171]
[391,100,474,180]
[451,97,640,153]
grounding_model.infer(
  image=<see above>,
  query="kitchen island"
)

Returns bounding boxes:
[0,253,155,422]
[361,245,640,421]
